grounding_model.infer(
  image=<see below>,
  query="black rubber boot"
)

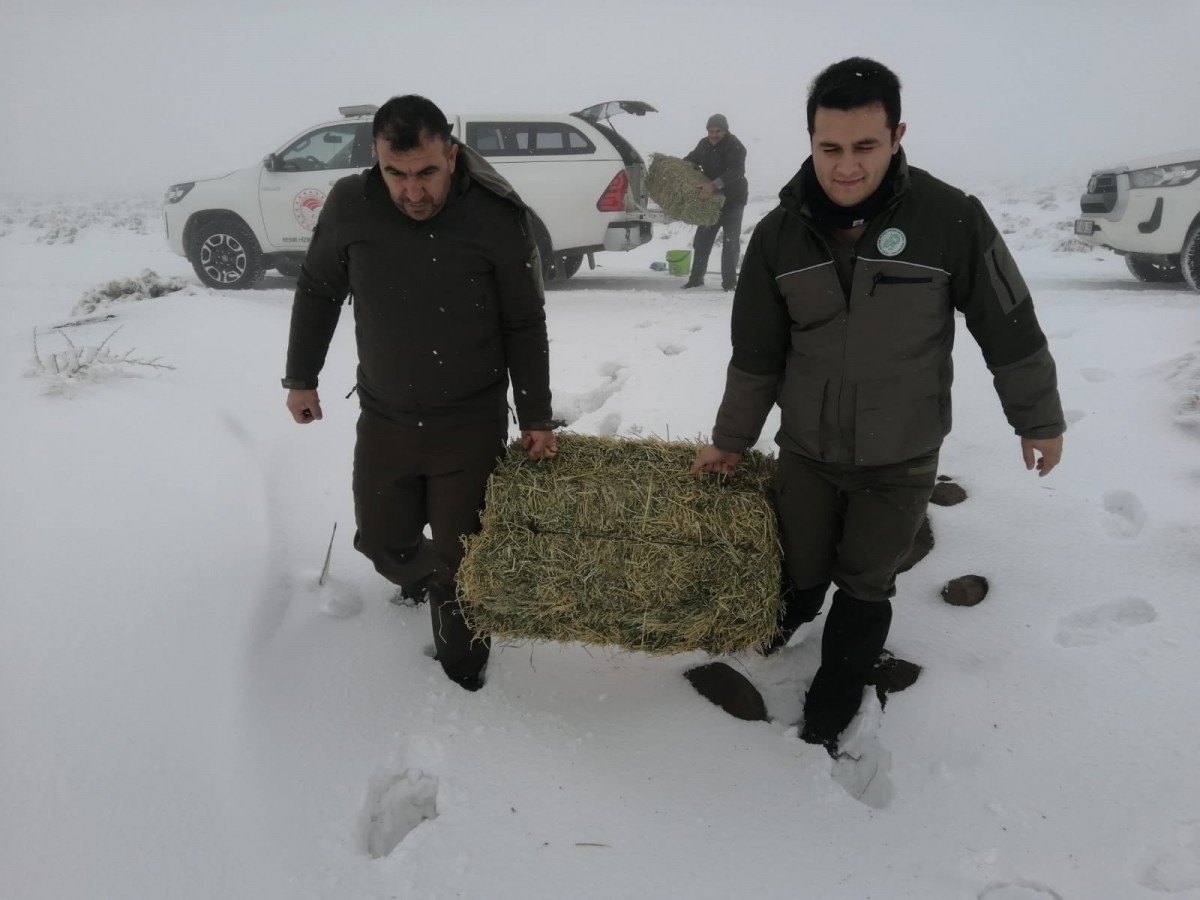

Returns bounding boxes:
[762,580,830,655]
[425,580,490,692]
[800,590,892,753]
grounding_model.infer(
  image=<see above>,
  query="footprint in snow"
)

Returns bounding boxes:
[595,412,622,436]
[556,365,627,427]
[1053,597,1157,648]
[1136,821,1200,893]
[658,342,685,356]
[299,572,364,620]
[1081,367,1115,383]
[977,881,1064,900]
[830,689,895,810]
[1102,489,1146,538]
[359,767,439,858]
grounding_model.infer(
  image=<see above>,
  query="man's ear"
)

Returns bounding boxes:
[447,142,460,171]
[892,122,907,151]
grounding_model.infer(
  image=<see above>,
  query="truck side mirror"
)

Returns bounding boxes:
[263,153,281,172]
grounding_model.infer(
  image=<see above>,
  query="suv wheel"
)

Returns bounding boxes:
[190,219,266,290]
[1125,253,1183,284]
[1183,224,1200,293]
[561,253,583,279]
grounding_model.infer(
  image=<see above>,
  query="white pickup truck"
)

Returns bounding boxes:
[164,100,662,289]
[1074,148,1200,291]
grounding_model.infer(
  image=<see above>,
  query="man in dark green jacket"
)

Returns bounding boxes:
[682,114,749,291]
[283,94,558,692]
[691,58,1065,750]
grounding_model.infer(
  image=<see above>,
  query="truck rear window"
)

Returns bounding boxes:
[466,122,595,157]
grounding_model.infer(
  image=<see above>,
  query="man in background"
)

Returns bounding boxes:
[681,114,748,291]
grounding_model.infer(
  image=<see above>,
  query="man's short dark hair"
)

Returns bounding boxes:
[806,57,902,135]
[373,95,452,151]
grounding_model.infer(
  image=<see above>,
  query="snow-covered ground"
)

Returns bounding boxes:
[3,180,1199,900]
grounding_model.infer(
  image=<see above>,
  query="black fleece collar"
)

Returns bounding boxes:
[780,147,910,230]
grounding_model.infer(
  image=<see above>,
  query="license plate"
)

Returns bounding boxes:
[1074,219,1095,236]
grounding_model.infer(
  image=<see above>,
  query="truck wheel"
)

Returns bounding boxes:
[530,219,559,284]
[190,219,266,290]
[1183,225,1200,292]
[1125,253,1183,283]
[561,253,583,279]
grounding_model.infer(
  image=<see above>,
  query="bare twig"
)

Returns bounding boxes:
[52,314,118,330]
[318,522,338,586]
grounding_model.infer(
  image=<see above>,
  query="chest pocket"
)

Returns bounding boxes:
[869,272,933,295]
[778,262,844,332]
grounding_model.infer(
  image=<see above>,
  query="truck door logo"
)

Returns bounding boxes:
[292,189,326,231]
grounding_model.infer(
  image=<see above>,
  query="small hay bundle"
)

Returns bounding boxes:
[457,435,781,655]
[646,154,727,227]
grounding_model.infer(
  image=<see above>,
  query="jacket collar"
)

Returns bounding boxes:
[779,146,911,219]
[361,138,529,212]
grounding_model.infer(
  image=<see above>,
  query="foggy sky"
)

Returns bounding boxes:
[2,0,1197,199]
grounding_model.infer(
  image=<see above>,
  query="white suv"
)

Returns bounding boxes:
[1074,148,1200,290]
[164,100,661,289]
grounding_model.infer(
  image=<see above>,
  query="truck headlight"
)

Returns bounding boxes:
[1128,162,1200,189]
[164,182,195,204]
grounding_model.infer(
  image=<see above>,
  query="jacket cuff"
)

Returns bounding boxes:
[523,418,566,432]
[711,430,751,454]
[281,377,318,390]
[1019,423,1065,440]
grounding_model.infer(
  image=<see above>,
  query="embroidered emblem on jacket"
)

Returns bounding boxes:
[877,227,907,257]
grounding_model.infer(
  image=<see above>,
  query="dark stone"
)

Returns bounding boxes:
[867,650,922,707]
[930,481,968,506]
[941,574,989,607]
[684,662,770,722]
[897,516,934,574]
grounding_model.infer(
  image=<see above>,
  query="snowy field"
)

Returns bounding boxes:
[2,181,1200,900]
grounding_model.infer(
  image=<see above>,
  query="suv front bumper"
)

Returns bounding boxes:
[1076,172,1195,256]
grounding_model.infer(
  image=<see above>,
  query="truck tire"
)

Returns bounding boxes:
[1125,253,1183,284]
[1183,225,1200,292]
[530,218,561,285]
[561,253,583,279]
[190,218,266,290]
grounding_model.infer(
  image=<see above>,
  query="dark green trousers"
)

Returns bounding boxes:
[352,412,507,681]
[773,449,939,603]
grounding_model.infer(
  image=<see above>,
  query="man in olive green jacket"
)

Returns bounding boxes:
[691,58,1064,751]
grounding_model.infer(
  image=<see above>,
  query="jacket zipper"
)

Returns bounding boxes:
[785,195,906,460]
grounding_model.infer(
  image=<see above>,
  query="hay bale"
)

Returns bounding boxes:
[646,154,726,227]
[457,435,781,655]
